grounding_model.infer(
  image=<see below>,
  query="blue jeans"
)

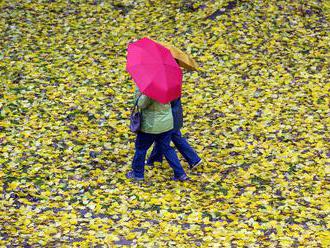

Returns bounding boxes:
[132,130,186,178]
[147,129,201,166]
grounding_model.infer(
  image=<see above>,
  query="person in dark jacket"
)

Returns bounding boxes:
[146,97,202,169]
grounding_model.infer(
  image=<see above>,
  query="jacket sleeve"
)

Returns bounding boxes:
[135,87,152,109]
[137,95,152,109]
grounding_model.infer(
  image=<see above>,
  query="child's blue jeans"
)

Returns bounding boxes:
[132,130,186,179]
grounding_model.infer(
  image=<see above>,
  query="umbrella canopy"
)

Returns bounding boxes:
[154,40,199,71]
[126,37,183,104]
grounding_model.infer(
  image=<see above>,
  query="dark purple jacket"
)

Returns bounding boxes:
[171,98,183,130]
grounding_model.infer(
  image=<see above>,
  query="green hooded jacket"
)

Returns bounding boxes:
[135,88,173,134]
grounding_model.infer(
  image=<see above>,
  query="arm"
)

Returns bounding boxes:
[135,87,152,109]
[138,95,152,109]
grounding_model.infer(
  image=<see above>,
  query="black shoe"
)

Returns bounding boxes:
[126,171,144,181]
[145,160,154,167]
[190,159,202,170]
[172,174,190,181]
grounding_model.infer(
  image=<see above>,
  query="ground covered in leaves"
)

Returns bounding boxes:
[0,0,329,246]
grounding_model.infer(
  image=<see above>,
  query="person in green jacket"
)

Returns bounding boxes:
[126,88,188,181]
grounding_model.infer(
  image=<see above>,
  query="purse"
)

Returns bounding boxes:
[129,95,142,133]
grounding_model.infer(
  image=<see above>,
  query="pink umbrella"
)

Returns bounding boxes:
[126,37,182,104]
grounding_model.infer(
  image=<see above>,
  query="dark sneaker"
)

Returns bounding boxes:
[145,160,154,167]
[172,174,190,181]
[126,171,144,181]
[190,159,202,170]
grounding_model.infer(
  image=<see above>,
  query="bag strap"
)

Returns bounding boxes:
[131,94,142,113]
